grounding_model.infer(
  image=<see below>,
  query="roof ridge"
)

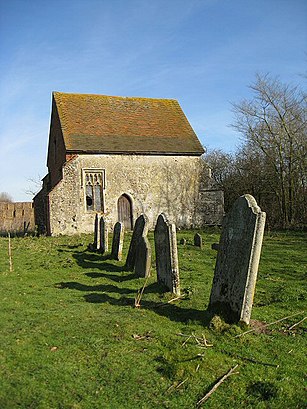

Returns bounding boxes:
[52,91,178,103]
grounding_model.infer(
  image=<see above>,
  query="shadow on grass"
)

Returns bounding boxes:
[83,292,212,326]
[58,244,84,249]
[55,281,135,295]
[55,248,212,325]
[72,251,125,273]
[84,271,136,282]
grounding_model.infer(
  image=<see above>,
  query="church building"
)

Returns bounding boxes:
[34,92,223,235]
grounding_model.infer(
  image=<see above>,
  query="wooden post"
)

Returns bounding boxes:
[8,232,13,272]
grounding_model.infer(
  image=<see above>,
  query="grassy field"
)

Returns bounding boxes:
[0,229,306,409]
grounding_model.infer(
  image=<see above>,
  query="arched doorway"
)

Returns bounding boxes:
[117,194,133,230]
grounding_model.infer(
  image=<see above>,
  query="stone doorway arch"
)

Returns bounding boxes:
[117,194,133,230]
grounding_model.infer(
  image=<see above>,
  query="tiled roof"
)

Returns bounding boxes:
[53,92,204,155]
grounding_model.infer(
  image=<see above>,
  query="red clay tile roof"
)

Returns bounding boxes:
[53,92,204,155]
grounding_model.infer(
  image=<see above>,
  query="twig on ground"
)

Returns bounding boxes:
[167,295,183,303]
[134,275,150,308]
[197,364,239,406]
[156,295,185,308]
[182,335,192,346]
[288,317,306,330]
[235,311,304,338]
[8,233,13,272]
[177,332,213,348]
[132,332,152,340]
[175,378,188,389]
[201,334,213,347]
[166,378,189,394]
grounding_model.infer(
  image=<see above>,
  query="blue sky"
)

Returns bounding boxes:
[0,0,306,201]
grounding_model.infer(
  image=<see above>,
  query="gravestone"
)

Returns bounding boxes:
[154,213,180,295]
[125,214,149,271]
[99,216,109,254]
[111,222,125,261]
[179,238,186,245]
[194,233,203,248]
[208,194,266,324]
[135,235,151,277]
[211,243,219,251]
[93,213,100,250]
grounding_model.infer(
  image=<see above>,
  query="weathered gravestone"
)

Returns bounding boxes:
[211,243,219,251]
[154,213,180,295]
[125,214,149,271]
[111,222,124,261]
[99,216,109,254]
[93,213,100,250]
[208,194,266,324]
[194,233,203,248]
[135,235,151,277]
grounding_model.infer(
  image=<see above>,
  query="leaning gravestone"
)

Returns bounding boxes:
[194,233,203,248]
[125,214,149,271]
[135,235,151,277]
[111,222,124,261]
[154,213,180,295]
[99,216,109,254]
[93,213,100,250]
[208,194,266,325]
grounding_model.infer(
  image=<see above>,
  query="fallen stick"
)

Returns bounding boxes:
[167,295,183,303]
[288,317,306,330]
[156,295,184,308]
[177,332,213,347]
[134,275,150,308]
[235,311,304,338]
[182,335,192,346]
[175,378,188,389]
[197,364,239,406]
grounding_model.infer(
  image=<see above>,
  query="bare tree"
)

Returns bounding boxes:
[0,192,13,202]
[24,175,42,197]
[231,74,307,227]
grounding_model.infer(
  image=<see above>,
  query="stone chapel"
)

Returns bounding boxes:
[34,92,223,235]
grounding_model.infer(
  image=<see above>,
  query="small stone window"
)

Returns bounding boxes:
[84,171,105,212]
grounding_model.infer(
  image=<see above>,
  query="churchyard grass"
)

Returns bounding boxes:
[0,229,305,408]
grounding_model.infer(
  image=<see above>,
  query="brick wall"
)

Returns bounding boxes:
[0,202,35,235]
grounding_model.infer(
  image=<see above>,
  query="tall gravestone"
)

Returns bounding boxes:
[125,214,149,271]
[208,194,266,324]
[99,216,109,254]
[194,233,203,248]
[154,213,180,295]
[93,213,100,250]
[135,235,152,277]
[111,222,125,261]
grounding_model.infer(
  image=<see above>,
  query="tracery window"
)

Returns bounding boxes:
[84,171,105,212]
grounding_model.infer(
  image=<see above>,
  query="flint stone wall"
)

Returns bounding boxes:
[36,154,224,235]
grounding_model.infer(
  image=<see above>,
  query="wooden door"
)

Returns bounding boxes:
[118,195,132,230]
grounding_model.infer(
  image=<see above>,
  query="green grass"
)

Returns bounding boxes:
[0,229,306,408]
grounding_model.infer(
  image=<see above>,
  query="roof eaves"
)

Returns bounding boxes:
[66,149,204,156]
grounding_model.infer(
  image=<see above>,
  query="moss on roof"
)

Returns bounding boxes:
[53,92,204,155]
